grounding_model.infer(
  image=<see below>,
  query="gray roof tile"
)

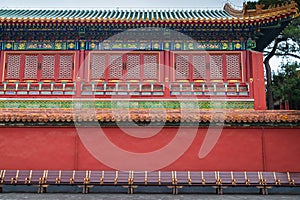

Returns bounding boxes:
[0,9,234,20]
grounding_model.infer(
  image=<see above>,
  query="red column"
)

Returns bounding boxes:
[80,50,86,81]
[285,100,289,110]
[169,51,174,82]
[164,51,170,98]
[75,50,85,97]
[280,102,284,110]
[250,51,266,110]
[159,51,164,82]
[244,51,250,83]
[0,51,4,82]
[246,51,254,99]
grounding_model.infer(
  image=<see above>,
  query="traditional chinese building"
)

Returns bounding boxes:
[0,1,300,194]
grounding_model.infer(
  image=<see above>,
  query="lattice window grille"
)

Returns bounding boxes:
[59,55,73,79]
[41,55,55,79]
[226,55,241,79]
[126,55,141,79]
[6,54,21,79]
[109,55,123,79]
[175,55,189,79]
[192,55,206,79]
[91,54,106,80]
[143,55,158,80]
[24,55,38,79]
[210,55,223,79]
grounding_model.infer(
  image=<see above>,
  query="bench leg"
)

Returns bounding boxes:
[216,186,223,195]
[128,186,134,194]
[172,186,178,195]
[259,187,268,195]
[38,185,47,194]
[265,188,269,195]
[82,185,89,194]
[37,185,42,194]
[263,187,268,195]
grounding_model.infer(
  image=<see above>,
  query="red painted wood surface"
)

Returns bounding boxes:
[0,51,4,82]
[1,51,77,82]
[250,51,267,110]
[0,127,299,171]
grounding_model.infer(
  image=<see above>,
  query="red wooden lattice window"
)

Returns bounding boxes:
[89,52,159,82]
[5,54,21,80]
[58,55,73,80]
[174,52,242,82]
[209,54,223,80]
[4,52,75,82]
[24,54,38,79]
[41,55,55,79]
[90,53,106,80]
[143,54,158,80]
[174,53,207,81]
[226,54,241,80]
[125,54,141,80]
[175,54,190,80]
[109,54,123,80]
[192,54,206,79]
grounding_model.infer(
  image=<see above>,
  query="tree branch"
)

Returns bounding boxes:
[264,38,287,63]
[273,53,300,60]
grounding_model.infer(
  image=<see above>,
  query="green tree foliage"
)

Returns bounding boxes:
[248,0,300,8]
[260,0,298,7]
[279,17,300,59]
[272,62,300,110]
[247,0,300,56]
[246,1,258,9]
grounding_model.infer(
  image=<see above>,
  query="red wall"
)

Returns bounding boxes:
[0,127,299,171]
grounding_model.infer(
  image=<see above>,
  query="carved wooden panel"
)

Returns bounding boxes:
[210,55,223,79]
[59,55,73,79]
[109,55,122,79]
[143,54,158,80]
[175,54,189,80]
[226,54,241,79]
[91,54,106,80]
[192,55,206,79]
[41,55,55,79]
[126,54,141,79]
[6,54,21,79]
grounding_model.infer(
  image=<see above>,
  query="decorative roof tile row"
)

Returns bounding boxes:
[0,109,299,124]
[0,9,232,20]
[0,1,298,24]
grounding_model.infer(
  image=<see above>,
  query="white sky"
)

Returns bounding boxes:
[1,0,288,71]
[1,0,248,9]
